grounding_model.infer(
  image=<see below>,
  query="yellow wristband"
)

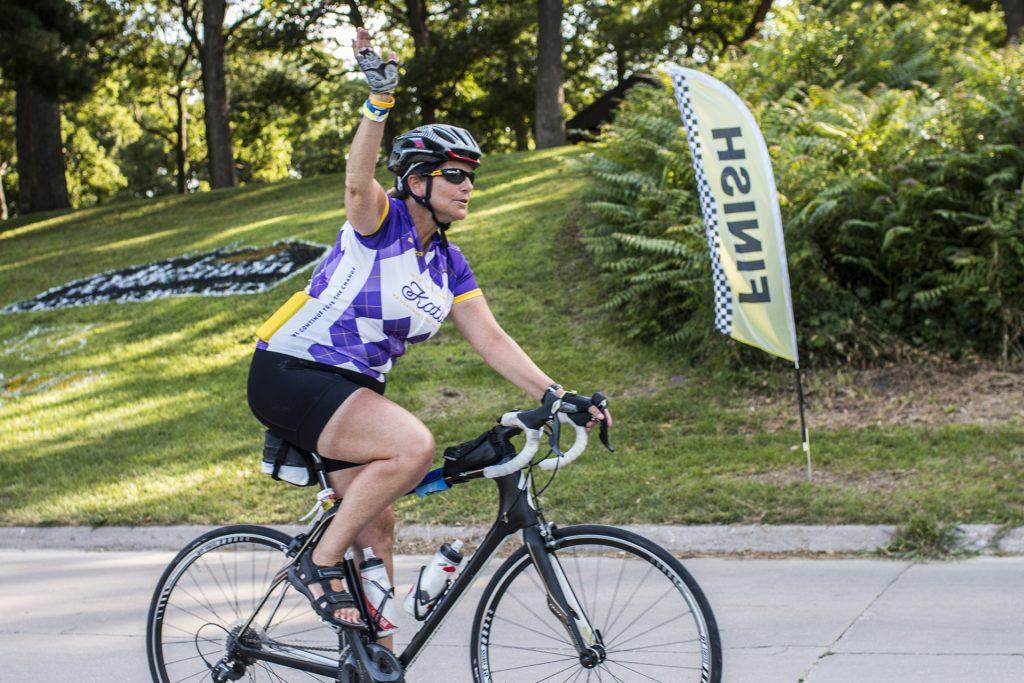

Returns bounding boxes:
[363,99,390,122]
[369,93,395,109]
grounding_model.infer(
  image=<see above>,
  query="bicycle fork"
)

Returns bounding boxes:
[523,523,607,668]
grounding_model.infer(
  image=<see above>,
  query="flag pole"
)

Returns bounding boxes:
[794,362,811,479]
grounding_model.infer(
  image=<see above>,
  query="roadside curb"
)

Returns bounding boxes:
[1,524,1021,555]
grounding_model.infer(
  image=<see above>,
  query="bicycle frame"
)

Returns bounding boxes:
[225,467,602,679]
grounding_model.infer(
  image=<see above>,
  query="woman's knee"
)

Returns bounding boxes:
[404,426,435,474]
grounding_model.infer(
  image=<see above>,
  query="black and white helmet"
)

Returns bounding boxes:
[388,124,482,192]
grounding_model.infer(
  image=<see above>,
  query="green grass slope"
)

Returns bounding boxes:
[1,148,1021,527]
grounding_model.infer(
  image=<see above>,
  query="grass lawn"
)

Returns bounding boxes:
[1,147,1021,527]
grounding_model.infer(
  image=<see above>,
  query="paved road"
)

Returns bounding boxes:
[1,549,1021,682]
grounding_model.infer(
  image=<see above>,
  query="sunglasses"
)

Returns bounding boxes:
[422,168,476,185]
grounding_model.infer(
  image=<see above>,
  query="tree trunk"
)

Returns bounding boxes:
[345,0,366,29]
[1004,0,1024,44]
[738,0,773,44]
[15,79,70,214]
[534,0,566,149]
[175,87,188,194]
[0,163,9,220]
[615,45,626,85]
[514,123,530,151]
[200,0,236,188]
[404,0,436,122]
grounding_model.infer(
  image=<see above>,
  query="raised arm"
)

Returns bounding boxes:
[346,28,398,235]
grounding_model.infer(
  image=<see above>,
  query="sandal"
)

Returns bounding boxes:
[287,552,365,630]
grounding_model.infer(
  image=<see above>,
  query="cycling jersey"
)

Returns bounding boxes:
[255,196,482,381]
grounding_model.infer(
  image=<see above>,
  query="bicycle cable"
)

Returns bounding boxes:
[195,622,231,673]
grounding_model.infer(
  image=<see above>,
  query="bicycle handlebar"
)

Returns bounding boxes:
[482,391,610,478]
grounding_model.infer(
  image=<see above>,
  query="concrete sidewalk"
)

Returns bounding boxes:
[4,523,1023,554]
[0,549,1021,682]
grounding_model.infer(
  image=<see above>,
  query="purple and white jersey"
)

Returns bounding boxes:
[256,196,482,380]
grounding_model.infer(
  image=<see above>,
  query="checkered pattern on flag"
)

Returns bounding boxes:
[666,65,799,363]
[670,71,733,336]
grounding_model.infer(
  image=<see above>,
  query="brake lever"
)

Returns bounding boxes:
[549,410,564,456]
[591,392,614,452]
[598,419,614,452]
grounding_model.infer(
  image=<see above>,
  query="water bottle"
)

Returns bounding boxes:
[403,540,464,619]
[359,547,399,635]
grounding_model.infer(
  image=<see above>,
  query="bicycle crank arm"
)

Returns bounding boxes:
[341,631,405,683]
[522,525,602,654]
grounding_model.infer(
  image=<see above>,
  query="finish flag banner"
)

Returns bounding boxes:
[666,65,798,363]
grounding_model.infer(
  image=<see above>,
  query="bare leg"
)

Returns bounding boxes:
[306,388,434,627]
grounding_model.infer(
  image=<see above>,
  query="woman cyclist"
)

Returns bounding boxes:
[246,29,610,638]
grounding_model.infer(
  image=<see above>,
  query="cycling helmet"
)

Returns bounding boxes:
[387,124,482,246]
[388,124,482,194]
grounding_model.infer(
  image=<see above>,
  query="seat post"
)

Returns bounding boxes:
[310,452,331,490]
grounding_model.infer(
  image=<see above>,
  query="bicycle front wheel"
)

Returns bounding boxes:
[471,524,722,683]
[146,524,343,682]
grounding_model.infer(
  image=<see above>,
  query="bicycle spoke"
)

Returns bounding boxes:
[597,663,624,683]
[490,657,582,674]
[604,583,683,648]
[488,643,577,657]
[172,666,217,683]
[534,660,581,682]
[605,657,700,671]
[179,571,229,625]
[603,562,655,635]
[256,661,290,683]
[570,553,591,620]
[610,637,703,654]
[602,556,628,630]
[589,553,601,620]
[162,649,219,667]
[607,611,689,651]
[220,545,241,619]
[501,585,573,643]
[493,613,571,646]
[563,666,586,683]
[603,658,663,683]
[202,556,242,622]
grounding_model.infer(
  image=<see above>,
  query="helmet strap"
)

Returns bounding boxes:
[410,175,450,248]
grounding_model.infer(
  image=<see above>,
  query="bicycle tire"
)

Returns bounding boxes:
[146,524,343,682]
[470,524,722,683]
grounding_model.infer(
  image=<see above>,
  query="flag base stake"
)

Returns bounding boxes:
[795,363,811,480]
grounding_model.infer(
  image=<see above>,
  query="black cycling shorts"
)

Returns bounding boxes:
[247,349,385,456]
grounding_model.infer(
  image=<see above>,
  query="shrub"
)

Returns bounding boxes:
[579,1,1024,364]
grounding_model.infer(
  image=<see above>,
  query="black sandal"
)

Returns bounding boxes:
[287,552,365,630]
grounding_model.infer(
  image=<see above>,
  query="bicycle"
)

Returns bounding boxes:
[146,391,722,682]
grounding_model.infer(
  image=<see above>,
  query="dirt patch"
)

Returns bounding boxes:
[754,364,1024,431]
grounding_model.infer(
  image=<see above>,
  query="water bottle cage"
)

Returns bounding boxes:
[410,566,452,622]
[363,579,395,631]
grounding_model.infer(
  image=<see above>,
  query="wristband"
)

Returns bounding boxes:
[369,93,395,108]
[362,98,391,122]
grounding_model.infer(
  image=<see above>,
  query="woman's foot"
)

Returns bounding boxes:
[309,551,362,625]
[287,550,363,628]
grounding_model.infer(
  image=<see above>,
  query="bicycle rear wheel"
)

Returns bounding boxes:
[471,524,721,683]
[146,525,343,682]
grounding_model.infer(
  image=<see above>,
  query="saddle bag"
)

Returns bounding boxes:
[443,425,520,479]
[261,430,318,487]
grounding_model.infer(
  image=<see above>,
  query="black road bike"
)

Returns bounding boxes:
[146,392,722,682]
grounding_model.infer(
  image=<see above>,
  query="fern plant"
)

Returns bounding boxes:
[577,0,1024,364]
